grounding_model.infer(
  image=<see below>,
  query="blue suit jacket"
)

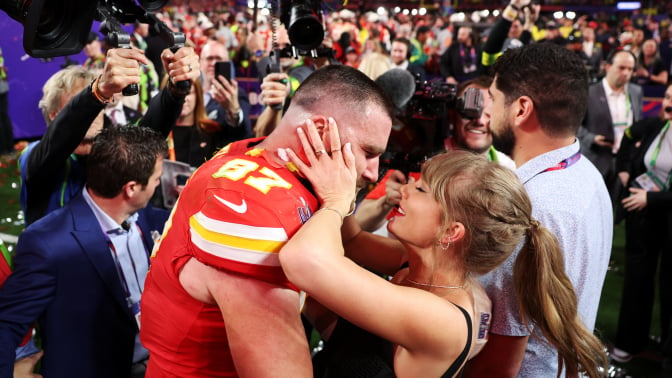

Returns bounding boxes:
[0,194,168,378]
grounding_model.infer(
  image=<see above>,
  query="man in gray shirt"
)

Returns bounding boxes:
[464,43,611,377]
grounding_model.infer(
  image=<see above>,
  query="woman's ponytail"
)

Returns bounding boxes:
[513,220,608,378]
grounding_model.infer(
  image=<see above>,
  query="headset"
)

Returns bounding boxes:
[393,37,413,60]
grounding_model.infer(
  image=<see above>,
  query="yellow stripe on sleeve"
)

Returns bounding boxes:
[189,214,286,253]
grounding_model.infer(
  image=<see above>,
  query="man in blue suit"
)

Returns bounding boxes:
[0,125,169,378]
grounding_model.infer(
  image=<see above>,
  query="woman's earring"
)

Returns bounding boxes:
[438,239,451,251]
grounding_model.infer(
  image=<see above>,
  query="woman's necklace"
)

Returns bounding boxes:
[405,278,467,290]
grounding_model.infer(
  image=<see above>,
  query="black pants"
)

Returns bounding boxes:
[615,208,672,353]
[602,158,625,208]
[0,93,13,155]
[130,359,147,378]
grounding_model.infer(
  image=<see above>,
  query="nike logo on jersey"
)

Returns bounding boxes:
[214,195,248,214]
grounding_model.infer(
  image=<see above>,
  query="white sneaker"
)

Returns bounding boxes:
[610,347,633,363]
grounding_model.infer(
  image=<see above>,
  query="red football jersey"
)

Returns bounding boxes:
[142,138,318,377]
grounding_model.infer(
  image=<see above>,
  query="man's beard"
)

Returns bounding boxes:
[492,123,516,157]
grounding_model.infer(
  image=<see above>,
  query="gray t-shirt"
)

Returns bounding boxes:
[479,140,612,377]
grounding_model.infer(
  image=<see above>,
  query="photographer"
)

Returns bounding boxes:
[254,25,319,137]
[356,76,514,234]
[19,46,200,225]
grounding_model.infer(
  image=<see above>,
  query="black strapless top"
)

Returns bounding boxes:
[313,303,473,378]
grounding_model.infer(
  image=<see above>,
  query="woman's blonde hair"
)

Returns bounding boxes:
[357,52,392,81]
[39,66,96,124]
[422,151,608,378]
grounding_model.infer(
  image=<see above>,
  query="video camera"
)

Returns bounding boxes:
[266,0,327,68]
[1,0,189,95]
[271,44,334,61]
[383,81,484,176]
[0,0,178,59]
[406,80,483,121]
[265,0,327,110]
[279,0,324,55]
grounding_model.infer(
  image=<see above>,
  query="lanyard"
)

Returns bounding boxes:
[459,44,476,66]
[541,151,582,174]
[487,146,499,163]
[104,224,147,308]
[613,91,631,127]
[0,239,11,270]
[649,120,671,169]
[648,120,672,188]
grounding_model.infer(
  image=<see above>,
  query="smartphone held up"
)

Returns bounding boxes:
[215,61,235,84]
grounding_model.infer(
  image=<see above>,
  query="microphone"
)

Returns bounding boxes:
[374,69,416,110]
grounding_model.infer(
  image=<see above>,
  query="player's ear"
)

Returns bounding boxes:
[310,116,329,136]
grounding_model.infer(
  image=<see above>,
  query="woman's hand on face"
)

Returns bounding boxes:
[285,118,357,213]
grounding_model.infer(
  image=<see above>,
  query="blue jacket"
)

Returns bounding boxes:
[0,193,168,378]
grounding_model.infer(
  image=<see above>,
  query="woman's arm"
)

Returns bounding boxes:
[649,60,668,85]
[342,215,407,275]
[279,119,468,364]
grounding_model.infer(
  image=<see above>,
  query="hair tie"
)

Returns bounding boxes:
[528,219,540,231]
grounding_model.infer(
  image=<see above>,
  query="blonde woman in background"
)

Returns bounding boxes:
[358,52,392,81]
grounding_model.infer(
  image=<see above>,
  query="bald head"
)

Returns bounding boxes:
[200,40,230,87]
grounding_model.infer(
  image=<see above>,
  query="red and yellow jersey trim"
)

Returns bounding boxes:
[189,211,288,267]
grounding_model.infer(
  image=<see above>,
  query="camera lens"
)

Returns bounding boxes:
[138,0,168,12]
[0,0,30,22]
[34,1,71,49]
[287,3,324,51]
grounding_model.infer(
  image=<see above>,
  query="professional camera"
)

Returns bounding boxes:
[0,0,166,58]
[382,82,484,176]
[279,0,324,53]
[405,80,456,121]
[264,0,326,110]
[2,0,189,96]
[272,44,334,61]
[406,80,483,121]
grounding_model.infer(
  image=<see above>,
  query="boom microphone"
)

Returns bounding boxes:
[374,69,415,110]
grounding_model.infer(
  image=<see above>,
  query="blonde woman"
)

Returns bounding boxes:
[280,120,607,377]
